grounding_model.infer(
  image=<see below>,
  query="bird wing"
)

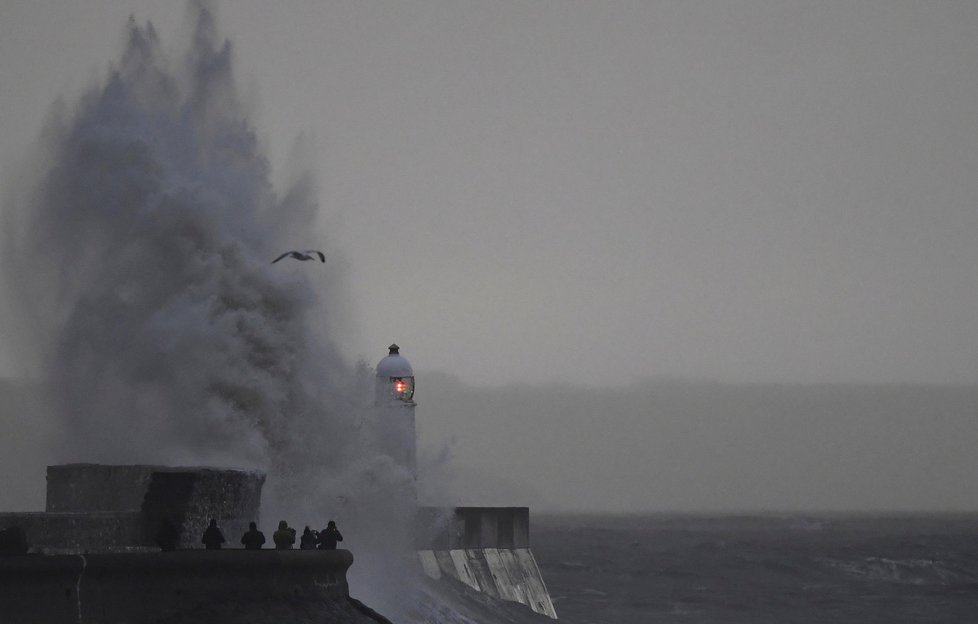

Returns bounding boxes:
[302,250,326,263]
[272,251,294,264]
[273,250,324,264]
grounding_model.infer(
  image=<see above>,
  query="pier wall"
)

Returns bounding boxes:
[0,464,264,552]
[0,550,353,623]
[416,507,557,619]
[0,512,144,552]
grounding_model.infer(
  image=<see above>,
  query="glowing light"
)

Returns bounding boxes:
[391,376,415,401]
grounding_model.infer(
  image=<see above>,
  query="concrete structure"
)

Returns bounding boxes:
[0,550,354,623]
[0,465,376,623]
[0,464,264,551]
[416,507,557,619]
[415,507,530,550]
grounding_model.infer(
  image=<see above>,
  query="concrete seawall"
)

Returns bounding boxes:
[418,548,557,619]
[416,507,558,619]
[0,550,353,623]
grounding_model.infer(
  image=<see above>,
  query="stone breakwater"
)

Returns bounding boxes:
[0,464,265,553]
[0,549,381,624]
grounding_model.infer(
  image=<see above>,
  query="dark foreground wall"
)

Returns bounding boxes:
[0,550,353,623]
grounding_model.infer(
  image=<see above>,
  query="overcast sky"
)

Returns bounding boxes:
[2,1,977,386]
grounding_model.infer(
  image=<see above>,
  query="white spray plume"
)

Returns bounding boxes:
[1,0,425,588]
[3,5,338,468]
[0,4,458,617]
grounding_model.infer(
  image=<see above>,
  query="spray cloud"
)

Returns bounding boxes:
[2,0,423,572]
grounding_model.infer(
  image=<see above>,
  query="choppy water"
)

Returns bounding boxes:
[532,514,978,624]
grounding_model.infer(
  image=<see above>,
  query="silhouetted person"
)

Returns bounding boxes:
[241,521,266,550]
[273,520,296,549]
[300,526,317,550]
[201,518,225,550]
[317,520,343,550]
[0,526,29,556]
[155,519,180,552]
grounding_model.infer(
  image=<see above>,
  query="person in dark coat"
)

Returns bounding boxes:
[240,521,266,550]
[317,520,343,550]
[201,518,225,550]
[155,519,180,552]
[300,526,317,550]
[272,520,296,550]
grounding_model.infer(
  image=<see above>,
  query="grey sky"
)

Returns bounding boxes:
[2,1,978,386]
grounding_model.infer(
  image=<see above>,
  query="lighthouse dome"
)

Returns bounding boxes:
[376,344,415,403]
[376,343,414,378]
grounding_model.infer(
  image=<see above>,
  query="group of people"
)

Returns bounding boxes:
[233,520,343,551]
[158,518,342,551]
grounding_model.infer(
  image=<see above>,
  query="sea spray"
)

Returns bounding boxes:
[2,7,325,468]
[1,2,425,617]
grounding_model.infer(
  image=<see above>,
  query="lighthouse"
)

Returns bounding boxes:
[375,343,417,477]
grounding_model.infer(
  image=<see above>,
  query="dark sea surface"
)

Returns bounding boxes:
[532,514,978,624]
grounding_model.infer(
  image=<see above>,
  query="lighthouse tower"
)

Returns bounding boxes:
[375,344,417,477]
[377,342,557,618]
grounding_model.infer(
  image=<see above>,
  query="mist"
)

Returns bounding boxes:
[0,3,424,615]
[418,373,978,514]
[2,5,978,619]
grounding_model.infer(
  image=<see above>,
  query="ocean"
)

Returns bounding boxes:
[531,514,978,623]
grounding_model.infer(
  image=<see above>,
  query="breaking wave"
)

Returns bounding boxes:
[2,2,344,473]
[0,2,430,618]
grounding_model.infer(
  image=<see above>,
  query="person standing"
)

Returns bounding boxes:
[240,521,266,550]
[201,518,225,550]
[300,526,317,550]
[273,520,296,550]
[317,520,343,550]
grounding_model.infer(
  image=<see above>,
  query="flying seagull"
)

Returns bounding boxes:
[272,250,325,264]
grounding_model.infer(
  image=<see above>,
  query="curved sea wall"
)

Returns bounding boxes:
[0,549,354,623]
